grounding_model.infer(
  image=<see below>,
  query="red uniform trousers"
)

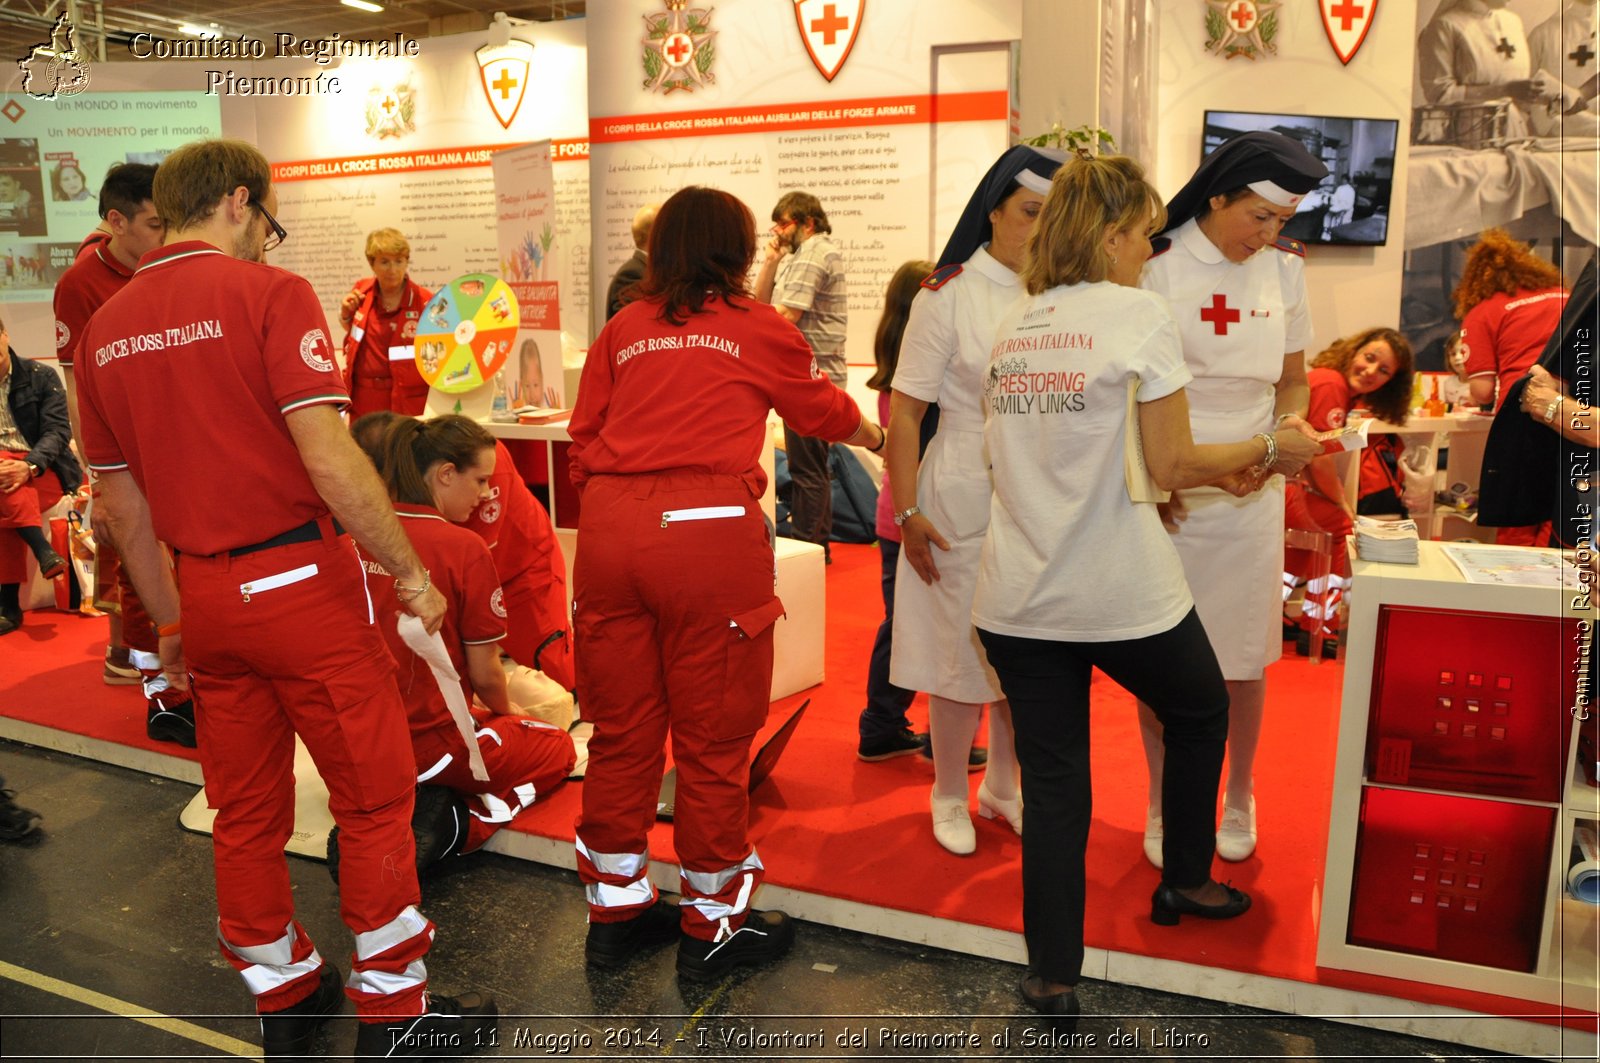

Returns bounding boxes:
[1495,522,1554,547]
[349,375,428,421]
[1284,482,1353,581]
[176,530,433,1019]
[501,570,574,691]
[413,714,575,853]
[573,472,785,941]
[0,458,60,584]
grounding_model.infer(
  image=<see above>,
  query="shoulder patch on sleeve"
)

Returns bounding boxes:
[1273,235,1306,257]
[1148,236,1172,258]
[921,263,963,290]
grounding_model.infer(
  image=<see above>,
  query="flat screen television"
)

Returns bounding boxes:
[1201,110,1400,247]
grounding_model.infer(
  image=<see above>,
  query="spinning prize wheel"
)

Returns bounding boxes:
[413,273,519,394]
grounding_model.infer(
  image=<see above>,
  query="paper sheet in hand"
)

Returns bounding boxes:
[1318,418,1371,452]
[397,613,490,781]
[1124,379,1170,504]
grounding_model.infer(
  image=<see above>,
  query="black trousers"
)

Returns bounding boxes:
[782,426,832,555]
[978,609,1229,986]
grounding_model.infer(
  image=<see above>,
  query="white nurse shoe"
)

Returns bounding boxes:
[1216,796,1258,861]
[930,788,975,855]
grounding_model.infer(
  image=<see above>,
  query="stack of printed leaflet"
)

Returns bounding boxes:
[1354,515,1420,564]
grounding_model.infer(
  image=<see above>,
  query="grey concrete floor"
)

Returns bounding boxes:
[0,742,1508,1062]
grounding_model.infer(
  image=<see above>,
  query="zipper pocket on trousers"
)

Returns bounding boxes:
[239,563,319,603]
[660,505,745,529]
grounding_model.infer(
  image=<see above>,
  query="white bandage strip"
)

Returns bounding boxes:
[396,614,490,782]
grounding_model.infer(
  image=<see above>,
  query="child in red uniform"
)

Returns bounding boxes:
[352,414,574,872]
[1284,328,1414,642]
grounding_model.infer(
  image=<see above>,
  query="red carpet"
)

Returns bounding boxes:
[0,544,1580,1024]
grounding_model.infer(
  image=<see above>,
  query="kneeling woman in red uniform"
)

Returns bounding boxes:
[569,186,884,979]
[1284,328,1414,639]
[354,413,575,871]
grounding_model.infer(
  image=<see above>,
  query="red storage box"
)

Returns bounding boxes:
[1347,787,1554,971]
[1366,606,1575,802]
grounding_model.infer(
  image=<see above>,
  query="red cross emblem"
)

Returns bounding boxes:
[1318,0,1377,65]
[475,38,534,130]
[662,31,694,68]
[794,0,865,82]
[1227,1,1257,32]
[1199,294,1241,336]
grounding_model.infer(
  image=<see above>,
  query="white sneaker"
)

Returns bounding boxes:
[930,789,975,855]
[1143,807,1164,869]
[1216,796,1257,861]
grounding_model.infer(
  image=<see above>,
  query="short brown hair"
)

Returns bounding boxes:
[365,228,411,262]
[773,191,831,235]
[1022,155,1165,294]
[153,139,270,231]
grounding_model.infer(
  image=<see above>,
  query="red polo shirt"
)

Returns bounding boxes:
[75,241,349,555]
[54,234,135,367]
[1462,287,1568,408]
[361,503,505,736]
[570,295,862,494]
[462,440,556,584]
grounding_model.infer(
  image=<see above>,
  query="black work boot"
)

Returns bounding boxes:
[260,963,342,1059]
[676,909,795,980]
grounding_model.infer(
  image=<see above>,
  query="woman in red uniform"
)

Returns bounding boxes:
[1454,228,1569,545]
[1283,328,1414,643]
[339,228,432,419]
[357,411,574,691]
[350,414,574,873]
[569,186,884,979]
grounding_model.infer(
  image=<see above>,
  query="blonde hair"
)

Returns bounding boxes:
[1022,155,1165,295]
[365,227,411,262]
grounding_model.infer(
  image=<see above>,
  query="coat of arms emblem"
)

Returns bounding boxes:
[642,0,716,94]
[17,14,91,100]
[1317,0,1377,66]
[794,0,864,82]
[1205,0,1281,60]
[477,39,535,129]
[365,78,417,140]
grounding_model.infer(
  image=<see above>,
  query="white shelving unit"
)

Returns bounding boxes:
[1317,542,1599,1007]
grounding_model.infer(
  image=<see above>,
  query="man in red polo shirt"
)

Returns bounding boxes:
[53,163,190,731]
[76,139,494,1060]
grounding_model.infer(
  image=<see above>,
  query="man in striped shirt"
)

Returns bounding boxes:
[757,191,849,558]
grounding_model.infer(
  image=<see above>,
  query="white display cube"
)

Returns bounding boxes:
[771,537,826,700]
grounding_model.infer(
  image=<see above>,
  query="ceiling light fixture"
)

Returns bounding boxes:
[341,0,385,12]
[178,23,215,36]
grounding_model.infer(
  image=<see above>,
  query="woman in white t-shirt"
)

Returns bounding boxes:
[973,155,1317,1026]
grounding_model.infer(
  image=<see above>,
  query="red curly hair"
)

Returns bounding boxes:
[1451,228,1565,319]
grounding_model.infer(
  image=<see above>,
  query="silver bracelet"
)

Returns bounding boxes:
[1254,431,1278,471]
[1544,397,1563,425]
[1273,412,1297,430]
[395,569,431,603]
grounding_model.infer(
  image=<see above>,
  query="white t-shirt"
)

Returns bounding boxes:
[973,280,1195,642]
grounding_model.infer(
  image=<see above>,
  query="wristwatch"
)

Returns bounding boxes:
[892,505,921,527]
[25,461,40,479]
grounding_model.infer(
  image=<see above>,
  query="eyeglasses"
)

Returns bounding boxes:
[252,200,287,253]
[770,218,796,235]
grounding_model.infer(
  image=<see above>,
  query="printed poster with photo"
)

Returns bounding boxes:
[1401,0,1597,370]
[492,141,563,407]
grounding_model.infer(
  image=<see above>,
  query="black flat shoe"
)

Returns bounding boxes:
[1020,973,1079,1033]
[1150,881,1251,926]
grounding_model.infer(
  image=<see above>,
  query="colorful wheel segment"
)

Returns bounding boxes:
[413,273,520,394]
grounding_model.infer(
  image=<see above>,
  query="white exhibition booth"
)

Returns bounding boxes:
[2,1,1595,1058]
